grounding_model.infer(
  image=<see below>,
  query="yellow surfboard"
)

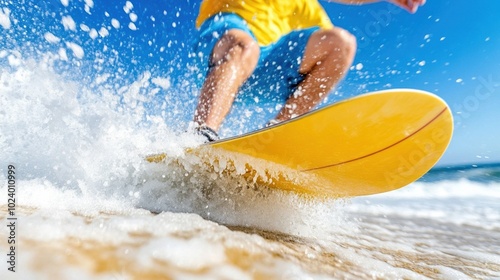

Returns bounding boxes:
[147,89,453,198]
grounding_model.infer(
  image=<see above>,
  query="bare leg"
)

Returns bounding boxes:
[273,28,357,122]
[194,29,260,131]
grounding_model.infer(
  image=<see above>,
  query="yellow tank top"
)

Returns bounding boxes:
[196,0,334,46]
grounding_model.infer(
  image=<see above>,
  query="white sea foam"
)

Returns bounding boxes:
[0,57,354,240]
[61,15,76,31]
[348,180,500,230]
[0,7,11,29]
[111,18,120,29]
[65,42,84,58]
[365,179,500,199]
[44,32,61,43]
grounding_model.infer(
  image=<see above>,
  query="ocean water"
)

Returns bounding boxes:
[1,1,500,279]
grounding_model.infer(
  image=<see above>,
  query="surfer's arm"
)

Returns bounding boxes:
[326,0,426,14]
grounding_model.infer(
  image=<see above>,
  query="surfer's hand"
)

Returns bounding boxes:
[387,0,426,13]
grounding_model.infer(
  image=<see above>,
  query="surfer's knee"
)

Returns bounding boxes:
[302,28,356,73]
[323,28,357,65]
[210,29,260,69]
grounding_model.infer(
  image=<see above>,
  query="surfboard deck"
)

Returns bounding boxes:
[147,89,453,198]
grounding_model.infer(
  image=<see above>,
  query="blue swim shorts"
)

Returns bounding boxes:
[193,13,319,132]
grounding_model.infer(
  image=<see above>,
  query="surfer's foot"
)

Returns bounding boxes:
[195,126,220,143]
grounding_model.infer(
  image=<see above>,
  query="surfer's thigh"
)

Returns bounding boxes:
[299,27,356,74]
[210,29,260,72]
[193,13,258,74]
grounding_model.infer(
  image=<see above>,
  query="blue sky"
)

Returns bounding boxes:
[1,0,499,165]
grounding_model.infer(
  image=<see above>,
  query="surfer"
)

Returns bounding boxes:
[192,0,426,142]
